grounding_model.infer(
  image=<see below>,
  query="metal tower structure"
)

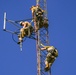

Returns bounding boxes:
[34,0,51,75]
[3,0,52,75]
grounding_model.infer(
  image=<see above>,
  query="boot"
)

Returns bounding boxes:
[44,63,50,72]
[17,37,23,44]
[44,67,50,72]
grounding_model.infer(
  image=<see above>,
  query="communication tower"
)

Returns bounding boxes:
[35,0,51,75]
[3,0,52,75]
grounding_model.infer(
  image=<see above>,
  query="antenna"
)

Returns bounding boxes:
[3,12,6,31]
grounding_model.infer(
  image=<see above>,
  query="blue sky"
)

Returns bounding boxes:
[0,0,76,75]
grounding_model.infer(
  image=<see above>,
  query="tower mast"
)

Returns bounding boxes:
[35,0,51,75]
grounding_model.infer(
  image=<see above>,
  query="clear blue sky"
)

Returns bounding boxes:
[0,0,76,75]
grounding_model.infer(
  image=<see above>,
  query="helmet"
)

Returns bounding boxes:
[19,21,23,25]
[30,5,35,10]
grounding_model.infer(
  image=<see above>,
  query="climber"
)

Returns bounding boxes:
[18,21,33,44]
[40,44,58,71]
